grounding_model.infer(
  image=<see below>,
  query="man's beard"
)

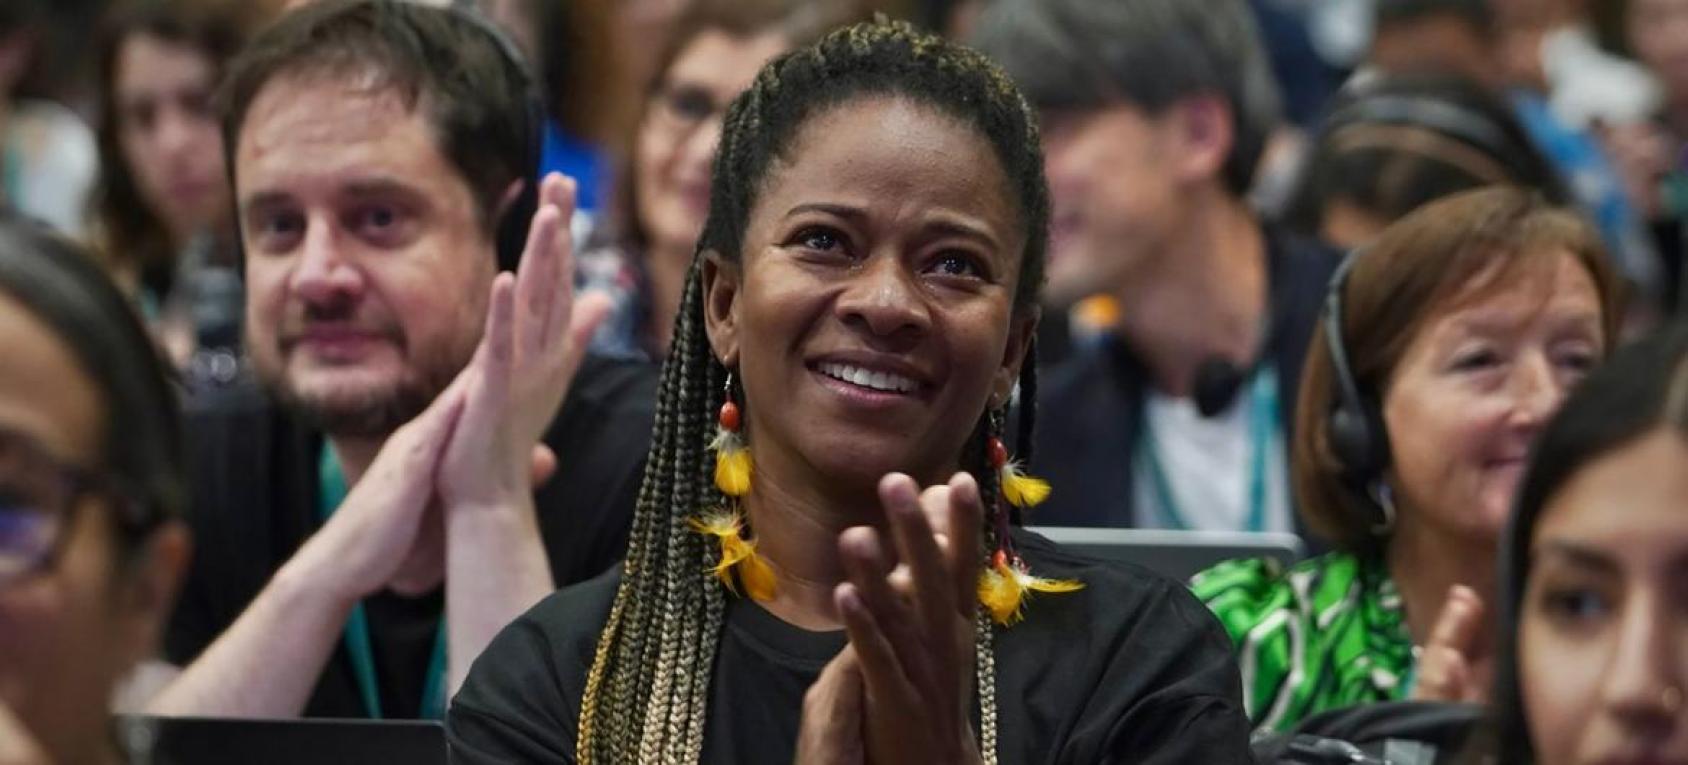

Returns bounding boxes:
[258,301,473,439]
[273,370,444,439]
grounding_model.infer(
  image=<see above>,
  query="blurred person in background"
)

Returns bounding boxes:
[0,0,98,236]
[94,0,253,386]
[1282,73,1568,249]
[577,0,865,361]
[1473,323,1688,765]
[973,0,1338,534]
[1597,0,1688,311]
[468,0,625,215]
[0,218,189,764]
[1367,0,1504,88]
[1489,0,1668,307]
[1194,188,1623,732]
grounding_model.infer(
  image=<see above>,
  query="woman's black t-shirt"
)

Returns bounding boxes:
[448,530,1253,764]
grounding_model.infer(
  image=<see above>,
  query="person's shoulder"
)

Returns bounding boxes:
[1009,529,1221,639]
[462,565,623,705]
[451,568,624,762]
[1265,224,1340,285]
[518,564,624,638]
[466,566,623,702]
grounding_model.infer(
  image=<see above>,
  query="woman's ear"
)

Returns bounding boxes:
[992,307,1040,407]
[701,250,742,368]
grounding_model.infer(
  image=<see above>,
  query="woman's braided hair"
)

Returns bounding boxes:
[576,17,1048,763]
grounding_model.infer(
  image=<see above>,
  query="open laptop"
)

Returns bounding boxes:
[120,715,447,765]
[1028,526,1307,583]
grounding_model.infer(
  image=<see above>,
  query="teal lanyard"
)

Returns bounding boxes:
[317,447,449,720]
[1137,367,1280,532]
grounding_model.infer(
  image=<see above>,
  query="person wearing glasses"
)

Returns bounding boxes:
[575,0,863,361]
[0,218,189,764]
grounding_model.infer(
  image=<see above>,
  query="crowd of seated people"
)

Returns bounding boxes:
[0,0,1685,763]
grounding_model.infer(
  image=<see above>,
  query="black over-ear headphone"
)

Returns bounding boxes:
[1320,93,1516,164]
[1322,248,1391,487]
[449,1,545,274]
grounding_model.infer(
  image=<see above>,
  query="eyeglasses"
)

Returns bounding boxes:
[648,81,731,135]
[0,428,148,587]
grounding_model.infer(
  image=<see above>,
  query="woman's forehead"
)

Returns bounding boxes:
[0,293,104,468]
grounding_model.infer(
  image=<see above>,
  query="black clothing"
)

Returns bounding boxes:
[448,529,1254,764]
[1031,227,1339,530]
[164,355,659,719]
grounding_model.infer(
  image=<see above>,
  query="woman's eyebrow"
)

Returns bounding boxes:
[1533,539,1621,574]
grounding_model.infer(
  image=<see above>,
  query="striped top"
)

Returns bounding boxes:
[1189,552,1415,733]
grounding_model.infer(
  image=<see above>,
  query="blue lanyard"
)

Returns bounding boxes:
[317,447,449,720]
[1137,367,1280,532]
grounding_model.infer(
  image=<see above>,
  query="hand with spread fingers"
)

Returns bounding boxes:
[1412,584,1488,703]
[437,172,612,511]
[829,472,986,765]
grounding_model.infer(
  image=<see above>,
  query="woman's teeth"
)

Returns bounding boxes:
[819,362,919,393]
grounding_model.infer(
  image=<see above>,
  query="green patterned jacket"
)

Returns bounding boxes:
[1189,552,1416,733]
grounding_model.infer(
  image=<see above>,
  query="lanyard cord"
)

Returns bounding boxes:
[1137,367,1281,532]
[317,447,449,720]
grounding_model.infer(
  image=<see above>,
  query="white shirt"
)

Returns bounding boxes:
[1131,372,1293,533]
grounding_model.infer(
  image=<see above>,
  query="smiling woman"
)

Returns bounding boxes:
[1193,187,1626,733]
[450,18,1254,765]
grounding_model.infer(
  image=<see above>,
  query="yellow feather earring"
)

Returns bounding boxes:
[976,419,1081,626]
[694,371,775,601]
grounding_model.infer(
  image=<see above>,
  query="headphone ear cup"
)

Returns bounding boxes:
[1328,398,1389,479]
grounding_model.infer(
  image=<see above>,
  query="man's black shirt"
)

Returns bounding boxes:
[165,355,658,718]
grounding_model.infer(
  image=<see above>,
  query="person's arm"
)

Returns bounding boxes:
[147,387,468,717]
[435,174,609,691]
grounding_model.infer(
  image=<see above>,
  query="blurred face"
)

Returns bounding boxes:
[0,293,136,764]
[1038,105,1179,308]
[114,32,229,244]
[635,29,787,257]
[239,75,494,437]
[1521,428,1688,765]
[1383,252,1604,544]
[1629,0,1688,105]
[703,96,1034,495]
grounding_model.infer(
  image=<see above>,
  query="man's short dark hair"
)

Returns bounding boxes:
[220,0,533,248]
[1375,0,1494,34]
[971,0,1282,197]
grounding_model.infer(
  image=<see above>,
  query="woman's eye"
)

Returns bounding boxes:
[1451,349,1500,372]
[930,252,984,278]
[1542,588,1611,623]
[1554,349,1597,374]
[794,227,844,254]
